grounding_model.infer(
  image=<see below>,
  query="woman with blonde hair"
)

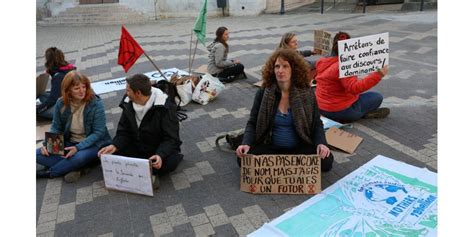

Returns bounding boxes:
[36,71,111,182]
[278,32,319,70]
[236,49,333,172]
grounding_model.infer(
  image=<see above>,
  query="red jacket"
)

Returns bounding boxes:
[315,57,382,112]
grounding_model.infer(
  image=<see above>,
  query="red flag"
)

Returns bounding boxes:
[117,26,144,73]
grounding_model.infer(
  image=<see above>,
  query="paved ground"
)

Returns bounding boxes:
[36,9,437,236]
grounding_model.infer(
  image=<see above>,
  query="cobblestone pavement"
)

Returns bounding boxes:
[36,10,437,236]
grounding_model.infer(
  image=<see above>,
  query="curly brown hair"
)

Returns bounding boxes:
[261,48,310,89]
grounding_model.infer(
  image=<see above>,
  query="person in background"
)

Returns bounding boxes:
[278,32,320,70]
[236,49,334,172]
[207,26,247,83]
[37,47,76,121]
[37,71,112,182]
[315,31,390,123]
[98,74,183,190]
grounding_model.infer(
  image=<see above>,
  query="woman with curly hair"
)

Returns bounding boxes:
[235,48,333,172]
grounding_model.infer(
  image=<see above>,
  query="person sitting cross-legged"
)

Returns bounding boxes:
[315,31,390,123]
[98,74,183,189]
[235,49,334,172]
[36,71,112,182]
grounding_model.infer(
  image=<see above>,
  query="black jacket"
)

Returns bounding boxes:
[242,88,327,147]
[112,89,182,160]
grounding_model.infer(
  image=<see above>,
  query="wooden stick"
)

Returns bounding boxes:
[143,51,166,79]
[189,39,199,73]
[188,29,193,75]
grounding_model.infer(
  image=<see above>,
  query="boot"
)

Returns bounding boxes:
[363,107,390,119]
[36,170,51,179]
[152,175,160,190]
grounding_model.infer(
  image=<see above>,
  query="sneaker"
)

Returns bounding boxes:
[64,171,81,183]
[363,107,390,119]
[152,175,160,190]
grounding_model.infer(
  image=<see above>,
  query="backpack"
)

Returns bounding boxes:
[152,80,188,122]
[215,129,244,152]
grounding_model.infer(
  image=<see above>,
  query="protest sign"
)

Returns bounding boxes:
[249,155,438,237]
[325,127,363,154]
[91,68,189,94]
[338,32,389,78]
[100,154,153,197]
[240,154,321,195]
[314,30,332,55]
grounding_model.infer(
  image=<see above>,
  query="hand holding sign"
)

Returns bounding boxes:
[338,32,389,78]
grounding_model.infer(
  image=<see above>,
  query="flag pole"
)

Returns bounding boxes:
[142,51,167,79]
[188,29,194,75]
[190,39,199,73]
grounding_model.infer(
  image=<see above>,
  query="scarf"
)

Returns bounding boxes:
[255,84,315,145]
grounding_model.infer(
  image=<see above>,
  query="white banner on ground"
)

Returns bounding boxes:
[100,154,154,197]
[91,68,189,95]
[249,155,437,237]
[338,32,389,78]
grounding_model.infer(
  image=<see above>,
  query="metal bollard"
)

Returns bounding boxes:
[420,0,424,11]
[321,0,324,14]
[280,0,285,14]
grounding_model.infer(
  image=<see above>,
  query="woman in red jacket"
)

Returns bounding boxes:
[315,32,390,123]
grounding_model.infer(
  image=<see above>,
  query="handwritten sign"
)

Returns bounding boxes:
[338,32,389,78]
[314,30,332,55]
[241,154,321,195]
[325,127,363,154]
[100,154,153,197]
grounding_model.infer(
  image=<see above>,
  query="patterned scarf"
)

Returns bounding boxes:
[255,84,315,145]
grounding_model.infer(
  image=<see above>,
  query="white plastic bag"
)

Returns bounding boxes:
[176,80,193,106]
[192,73,225,105]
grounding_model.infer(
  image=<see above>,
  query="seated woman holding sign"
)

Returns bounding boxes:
[315,32,389,123]
[36,71,112,182]
[236,49,334,172]
[278,32,320,70]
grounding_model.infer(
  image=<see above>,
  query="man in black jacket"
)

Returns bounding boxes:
[98,74,183,188]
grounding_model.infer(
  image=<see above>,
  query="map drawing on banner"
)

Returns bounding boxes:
[100,154,154,197]
[314,30,332,55]
[338,32,389,78]
[241,154,321,195]
[249,155,437,237]
[91,68,189,95]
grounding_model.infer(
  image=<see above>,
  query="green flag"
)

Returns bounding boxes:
[193,0,207,46]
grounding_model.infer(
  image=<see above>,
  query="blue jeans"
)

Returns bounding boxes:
[36,142,100,177]
[320,92,383,123]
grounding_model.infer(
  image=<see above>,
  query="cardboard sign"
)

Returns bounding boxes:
[241,154,321,195]
[325,127,363,154]
[100,154,153,197]
[338,32,389,78]
[253,80,263,87]
[314,30,332,55]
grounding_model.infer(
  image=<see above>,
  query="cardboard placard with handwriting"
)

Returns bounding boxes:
[314,30,332,55]
[100,154,153,197]
[325,127,363,154]
[337,32,389,78]
[241,154,321,195]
